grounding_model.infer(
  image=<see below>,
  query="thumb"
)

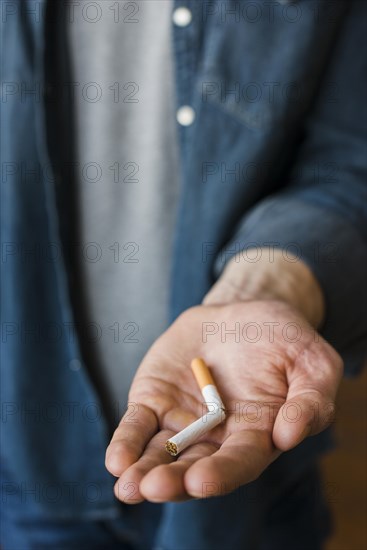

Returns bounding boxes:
[272,341,343,451]
[272,391,337,451]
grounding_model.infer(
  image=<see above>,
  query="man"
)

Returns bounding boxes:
[1,0,366,548]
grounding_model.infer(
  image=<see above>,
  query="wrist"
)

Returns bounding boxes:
[203,248,325,328]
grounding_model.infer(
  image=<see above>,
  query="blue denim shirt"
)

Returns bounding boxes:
[1,0,366,523]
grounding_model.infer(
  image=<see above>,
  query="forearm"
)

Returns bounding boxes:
[203,248,325,329]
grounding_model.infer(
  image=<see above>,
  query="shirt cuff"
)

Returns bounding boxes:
[214,196,367,375]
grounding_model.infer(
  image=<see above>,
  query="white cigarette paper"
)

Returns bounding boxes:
[165,358,226,456]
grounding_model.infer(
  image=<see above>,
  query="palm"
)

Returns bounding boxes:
[106,301,342,503]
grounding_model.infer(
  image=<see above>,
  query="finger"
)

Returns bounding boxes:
[139,441,219,503]
[114,429,174,503]
[183,429,279,498]
[272,390,337,451]
[105,404,158,477]
[273,341,343,451]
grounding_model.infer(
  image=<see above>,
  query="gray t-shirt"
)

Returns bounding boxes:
[68,0,179,417]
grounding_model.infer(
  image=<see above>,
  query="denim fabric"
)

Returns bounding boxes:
[1,0,366,532]
[1,463,331,550]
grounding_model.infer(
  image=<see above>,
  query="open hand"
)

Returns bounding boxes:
[105,300,342,503]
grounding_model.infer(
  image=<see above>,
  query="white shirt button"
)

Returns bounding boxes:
[176,105,195,126]
[172,7,192,27]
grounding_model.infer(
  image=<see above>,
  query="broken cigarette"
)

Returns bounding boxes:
[165,358,226,457]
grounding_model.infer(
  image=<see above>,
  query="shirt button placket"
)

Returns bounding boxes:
[172,4,196,127]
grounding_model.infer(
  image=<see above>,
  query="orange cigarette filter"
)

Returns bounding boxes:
[191,357,216,390]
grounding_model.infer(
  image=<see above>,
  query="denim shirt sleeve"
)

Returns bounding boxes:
[214,1,367,375]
